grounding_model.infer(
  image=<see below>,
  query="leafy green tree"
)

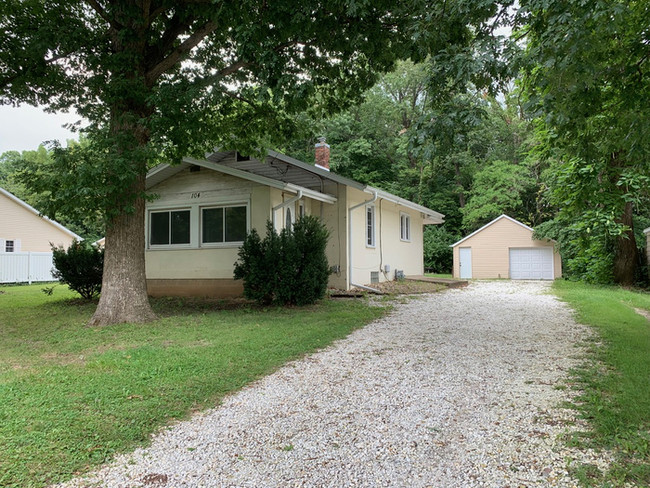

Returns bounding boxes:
[0,1,446,325]
[1,144,105,239]
[462,159,537,230]
[519,0,650,285]
[423,225,460,273]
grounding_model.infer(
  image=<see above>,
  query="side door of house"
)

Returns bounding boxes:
[459,247,472,279]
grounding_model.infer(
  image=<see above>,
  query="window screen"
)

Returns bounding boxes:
[400,213,411,241]
[202,205,247,244]
[366,206,375,247]
[150,210,190,245]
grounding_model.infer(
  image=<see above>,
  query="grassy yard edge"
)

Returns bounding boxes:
[551,280,650,486]
[0,285,392,488]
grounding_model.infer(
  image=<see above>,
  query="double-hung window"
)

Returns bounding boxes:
[202,205,247,244]
[400,212,411,242]
[366,205,375,247]
[150,210,191,246]
[5,240,15,253]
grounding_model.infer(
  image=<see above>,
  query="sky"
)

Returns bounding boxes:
[0,105,81,154]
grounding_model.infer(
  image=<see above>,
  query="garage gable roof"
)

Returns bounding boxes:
[451,214,536,248]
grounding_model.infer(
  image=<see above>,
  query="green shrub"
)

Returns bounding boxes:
[52,240,104,299]
[423,225,460,273]
[234,216,330,305]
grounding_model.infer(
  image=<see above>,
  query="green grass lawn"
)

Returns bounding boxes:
[0,284,387,488]
[553,280,650,486]
[424,273,453,279]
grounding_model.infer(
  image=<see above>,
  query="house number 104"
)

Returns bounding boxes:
[190,192,201,199]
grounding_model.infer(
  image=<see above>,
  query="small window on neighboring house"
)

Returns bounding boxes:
[299,201,305,218]
[400,213,411,242]
[150,210,191,246]
[5,240,14,252]
[202,205,247,244]
[366,205,375,247]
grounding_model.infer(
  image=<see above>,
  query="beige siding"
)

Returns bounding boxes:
[346,187,425,286]
[144,167,340,295]
[321,182,347,290]
[645,229,650,266]
[452,217,561,279]
[0,191,77,252]
[145,167,268,283]
[144,165,435,295]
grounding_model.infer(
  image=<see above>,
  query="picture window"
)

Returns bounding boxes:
[150,210,191,245]
[202,205,247,244]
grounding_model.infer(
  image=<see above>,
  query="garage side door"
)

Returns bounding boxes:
[509,248,554,280]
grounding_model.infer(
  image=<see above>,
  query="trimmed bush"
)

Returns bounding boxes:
[52,240,104,299]
[234,216,330,305]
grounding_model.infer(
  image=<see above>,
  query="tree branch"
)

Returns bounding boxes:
[84,0,121,31]
[145,20,218,85]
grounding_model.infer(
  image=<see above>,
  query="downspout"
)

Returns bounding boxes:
[348,190,382,293]
[272,190,303,228]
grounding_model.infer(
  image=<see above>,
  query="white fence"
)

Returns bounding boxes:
[0,252,57,284]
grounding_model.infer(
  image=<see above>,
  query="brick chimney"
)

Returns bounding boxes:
[314,136,330,171]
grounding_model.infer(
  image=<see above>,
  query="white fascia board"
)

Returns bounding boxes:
[0,186,82,241]
[450,214,539,247]
[644,227,650,235]
[182,157,337,204]
[367,187,445,224]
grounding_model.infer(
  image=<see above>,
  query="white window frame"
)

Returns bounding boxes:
[400,212,411,242]
[200,203,249,247]
[366,205,376,248]
[5,239,15,253]
[148,208,192,249]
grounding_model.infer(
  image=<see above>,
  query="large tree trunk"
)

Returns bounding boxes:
[88,91,157,325]
[89,172,156,326]
[612,200,638,286]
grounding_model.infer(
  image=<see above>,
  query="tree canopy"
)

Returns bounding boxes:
[515,0,650,285]
[1,0,518,324]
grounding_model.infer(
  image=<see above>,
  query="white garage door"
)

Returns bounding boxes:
[509,248,554,280]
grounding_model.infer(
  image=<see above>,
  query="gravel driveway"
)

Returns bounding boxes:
[59,281,610,488]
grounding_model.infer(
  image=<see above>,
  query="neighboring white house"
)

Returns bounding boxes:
[144,142,444,297]
[451,214,562,280]
[644,227,650,266]
[0,186,81,253]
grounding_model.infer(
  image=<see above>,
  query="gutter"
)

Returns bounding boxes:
[272,190,303,227]
[348,190,381,293]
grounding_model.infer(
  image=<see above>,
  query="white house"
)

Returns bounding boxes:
[144,142,444,297]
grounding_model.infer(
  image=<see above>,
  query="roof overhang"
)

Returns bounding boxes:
[644,227,650,235]
[147,158,337,205]
[366,187,444,225]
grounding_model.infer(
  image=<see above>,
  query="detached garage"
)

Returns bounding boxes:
[451,215,561,280]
